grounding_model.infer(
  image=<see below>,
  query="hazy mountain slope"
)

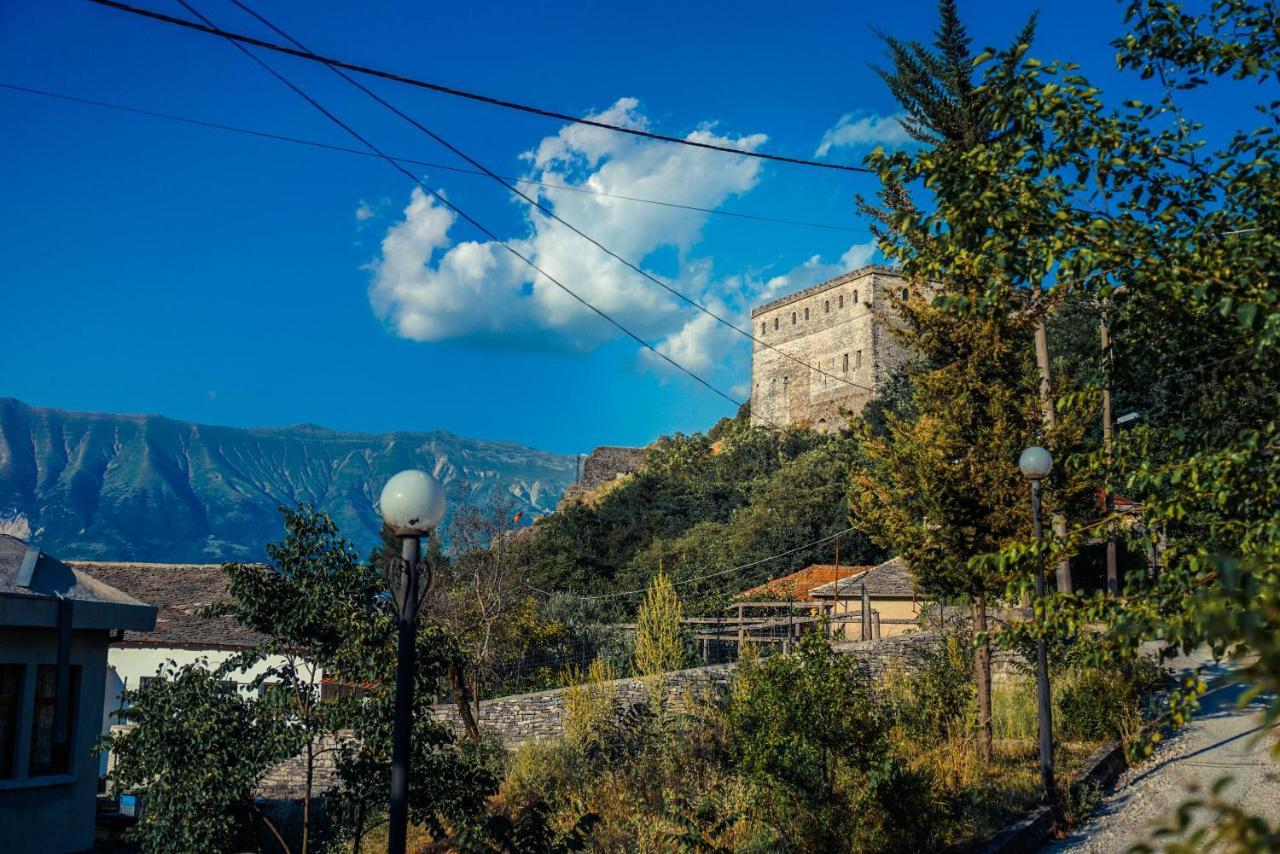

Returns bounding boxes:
[0,398,576,562]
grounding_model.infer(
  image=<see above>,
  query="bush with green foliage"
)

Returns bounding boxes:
[108,661,294,854]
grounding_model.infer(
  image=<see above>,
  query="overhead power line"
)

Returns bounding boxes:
[528,527,854,602]
[0,82,865,235]
[171,0,764,424]
[221,0,879,396]
[87,0,874,174]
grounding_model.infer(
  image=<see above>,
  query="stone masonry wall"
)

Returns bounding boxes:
[580,446,649,490]
[749,266,910,430]
[240,633,1023,798]
[430,632,1021,748]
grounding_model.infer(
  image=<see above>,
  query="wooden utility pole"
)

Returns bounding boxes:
[860,583,870,641]
[1034,314,1073,593]
[1101,299,1119,595]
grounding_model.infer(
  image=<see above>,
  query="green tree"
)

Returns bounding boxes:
[109,507,495,851]
[725,631,933,851]
[106,661,294,854]
[855,0,1103,763]
[877,0,1280,844]
[634,567,685,705]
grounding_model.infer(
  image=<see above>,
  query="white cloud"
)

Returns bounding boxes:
[368,98,766,352]
[355,202,375,221]
[366,99,880,391]
[815,112,912,157]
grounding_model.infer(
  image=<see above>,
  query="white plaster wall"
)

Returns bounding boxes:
[101,647,320,773]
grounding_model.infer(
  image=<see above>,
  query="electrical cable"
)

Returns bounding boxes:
[86,0,875,174]
[221,0,879,396]
[172,0,765,423]
[527,526,854,602]
[0,81,866,235]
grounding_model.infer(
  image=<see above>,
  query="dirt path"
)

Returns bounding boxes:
[1047,659,1279,852]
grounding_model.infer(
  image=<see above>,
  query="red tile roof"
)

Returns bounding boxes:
[737,564,869,602]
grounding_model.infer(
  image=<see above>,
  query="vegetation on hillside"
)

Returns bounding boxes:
[523,414,884,617]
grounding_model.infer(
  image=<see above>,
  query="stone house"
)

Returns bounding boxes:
[750,265,914,431]
[809,557,923,637]
[0,535,156,854]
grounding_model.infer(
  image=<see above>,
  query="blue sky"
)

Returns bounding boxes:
[0,0,1253,455]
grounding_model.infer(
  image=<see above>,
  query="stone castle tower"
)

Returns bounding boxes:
[750,266,910,431]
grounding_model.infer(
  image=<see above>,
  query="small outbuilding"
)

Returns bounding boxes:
[809,556,922,637]
[0,535,155,854]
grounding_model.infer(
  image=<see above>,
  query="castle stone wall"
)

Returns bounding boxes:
[749,266,911,430]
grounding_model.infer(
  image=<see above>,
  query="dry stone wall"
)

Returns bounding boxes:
[430,632,1020,748]
[242,632,1024,798]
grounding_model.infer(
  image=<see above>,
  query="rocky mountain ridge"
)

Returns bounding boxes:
[0,397,576,562]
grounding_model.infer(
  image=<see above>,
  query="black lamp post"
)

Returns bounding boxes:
[1019,445,1058,805]
[378,469,446,854]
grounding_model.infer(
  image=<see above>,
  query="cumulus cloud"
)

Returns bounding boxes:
[355,202,375,221]
[366,98,880,389]
[368,98,767,352]
[815,112,912,157]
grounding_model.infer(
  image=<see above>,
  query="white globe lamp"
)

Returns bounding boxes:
[379,469,446,536]
[1018,446,1053,481]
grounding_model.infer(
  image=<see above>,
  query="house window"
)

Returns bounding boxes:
[839,295,844,309]
[0,664,22,779]
[824,300,830,313]
[791,312,797,325]
[774,317,779,330]
[761,322,766,335]
[30,665,80,776]
[855,350,863,369]
[853,289,859,304]
[902,288,910,301]
[804,307,810,320]
[843,353,849,372]
[320,682,368,702]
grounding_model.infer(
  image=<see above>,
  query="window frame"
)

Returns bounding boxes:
[28,664,80,778]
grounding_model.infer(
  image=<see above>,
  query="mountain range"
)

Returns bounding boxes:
[0,397,577,563]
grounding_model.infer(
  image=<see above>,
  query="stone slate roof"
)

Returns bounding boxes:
[72,561,266,649]
[0,534,157,631]
[737,564,869,602]
[809,557,917,599]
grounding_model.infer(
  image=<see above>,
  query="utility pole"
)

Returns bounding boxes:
[1034,314,1073,593]
[1101,298,1119,595]
[860,583,870,641]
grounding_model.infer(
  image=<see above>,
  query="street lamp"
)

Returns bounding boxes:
[379,469,446,854]
[1019,446,1058,806]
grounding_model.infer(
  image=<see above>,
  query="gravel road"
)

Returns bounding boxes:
[1046,657,1279,853]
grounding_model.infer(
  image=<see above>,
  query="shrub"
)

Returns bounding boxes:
[726,631,886,849]
[561,658,618,749]
[886,630,975,742]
